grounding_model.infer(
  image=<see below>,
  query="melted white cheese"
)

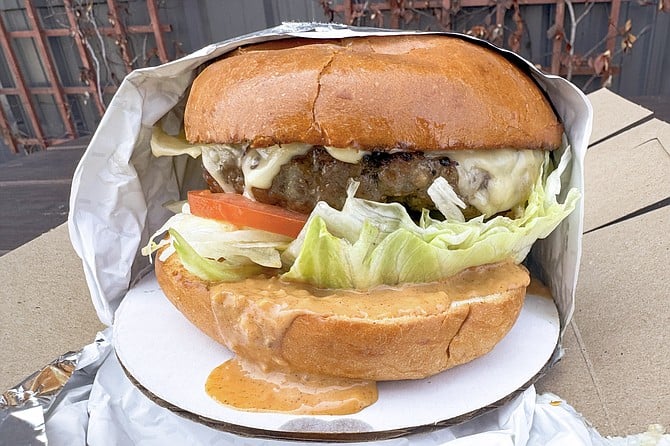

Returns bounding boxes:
[150,125,544,216]
[241,143,312,197]
[324,146,369,164]
[445,149,544,217]
[240,144,370,198]
[201,145,246,193]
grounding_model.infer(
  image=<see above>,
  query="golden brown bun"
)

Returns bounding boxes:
[155,250,529,381]
[184,35,562,151]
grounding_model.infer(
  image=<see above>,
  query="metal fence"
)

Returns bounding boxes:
[0,0,668,157]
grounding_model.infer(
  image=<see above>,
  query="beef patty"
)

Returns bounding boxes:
[204,146,467,216]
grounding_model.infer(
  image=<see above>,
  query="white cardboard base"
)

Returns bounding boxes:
[113,272,559,435]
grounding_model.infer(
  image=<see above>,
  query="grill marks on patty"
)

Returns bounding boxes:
[204,146,463,215]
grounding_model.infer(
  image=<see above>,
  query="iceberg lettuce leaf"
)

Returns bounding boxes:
[283,150,580,289]
[169,229,264,282]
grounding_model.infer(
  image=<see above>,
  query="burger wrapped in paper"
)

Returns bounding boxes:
[144,35,579,386]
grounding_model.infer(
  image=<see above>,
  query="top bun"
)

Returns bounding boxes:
[184,35,563,152]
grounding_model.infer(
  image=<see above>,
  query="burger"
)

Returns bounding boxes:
[144,34,579,412]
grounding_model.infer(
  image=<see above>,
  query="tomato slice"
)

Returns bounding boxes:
[188,190,308,238]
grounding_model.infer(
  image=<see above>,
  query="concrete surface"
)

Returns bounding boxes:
[0,223,105,392]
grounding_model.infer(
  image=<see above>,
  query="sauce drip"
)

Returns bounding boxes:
[205,262,530,413]
[527,277,553,299]
[205,358,378,415]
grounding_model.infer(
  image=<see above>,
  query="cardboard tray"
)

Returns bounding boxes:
[114,273,560,440]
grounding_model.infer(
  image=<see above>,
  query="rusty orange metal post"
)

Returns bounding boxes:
[0,10,46,151]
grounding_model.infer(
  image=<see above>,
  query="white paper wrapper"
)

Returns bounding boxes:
[66,22,594,444]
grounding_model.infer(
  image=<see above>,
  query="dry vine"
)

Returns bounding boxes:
[318,0,667,88]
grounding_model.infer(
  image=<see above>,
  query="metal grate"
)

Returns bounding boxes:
[0,0,171,154]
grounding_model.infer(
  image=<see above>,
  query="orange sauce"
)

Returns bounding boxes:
[527,276,553,299]
[205,358,378,415]
[204,261,533,415]
[209,261,531,372]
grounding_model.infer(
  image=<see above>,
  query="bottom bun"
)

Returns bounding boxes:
[155,252,529,381]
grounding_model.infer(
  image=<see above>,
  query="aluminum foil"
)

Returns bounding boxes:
[0,354,77,446]
[0,330,112,446]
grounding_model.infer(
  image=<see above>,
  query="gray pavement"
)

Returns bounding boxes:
[0,138,89,255]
